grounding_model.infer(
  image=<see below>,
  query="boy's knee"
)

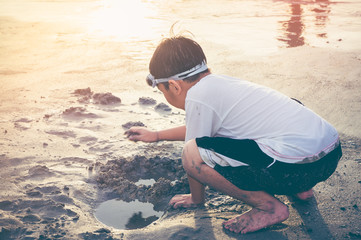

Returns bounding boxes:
[182,139,195,163]
[182,139,200,170]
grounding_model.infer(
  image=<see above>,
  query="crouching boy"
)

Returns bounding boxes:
[125,36,342,234]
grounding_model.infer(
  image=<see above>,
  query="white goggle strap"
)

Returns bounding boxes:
[148,61,208,88]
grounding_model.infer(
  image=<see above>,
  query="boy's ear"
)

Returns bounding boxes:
[168,80,182,95]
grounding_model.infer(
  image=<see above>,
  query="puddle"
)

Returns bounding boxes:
[95,199,163,230]
[135,179,156,186]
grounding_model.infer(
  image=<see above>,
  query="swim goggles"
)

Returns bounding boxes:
[146,61,208,88]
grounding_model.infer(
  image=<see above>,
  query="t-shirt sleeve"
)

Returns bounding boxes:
[185,100,222,142]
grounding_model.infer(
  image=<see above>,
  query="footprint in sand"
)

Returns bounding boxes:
[14,117,33,130]
[27,165,55,179]
[45,129,76,139]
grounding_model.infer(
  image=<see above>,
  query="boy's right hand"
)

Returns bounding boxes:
[124,127,159,142]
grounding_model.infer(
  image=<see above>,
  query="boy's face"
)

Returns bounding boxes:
[157,82,185,110]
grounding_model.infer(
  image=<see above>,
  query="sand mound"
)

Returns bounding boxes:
[73,88,121,105]
[95,155,189,210]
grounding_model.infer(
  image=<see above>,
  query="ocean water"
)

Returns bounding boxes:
[1,0,361,58]
[1,0,360,95]
[0,0,360,130]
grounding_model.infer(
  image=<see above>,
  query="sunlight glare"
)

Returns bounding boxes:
[90,0,160,41]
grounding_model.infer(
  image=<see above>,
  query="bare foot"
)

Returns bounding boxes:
[169,194,204,209]
[223,201,289,234]
[295,189,314,201]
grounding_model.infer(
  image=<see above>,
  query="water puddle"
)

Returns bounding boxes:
[95,199,163,230]
[135,179,156,186]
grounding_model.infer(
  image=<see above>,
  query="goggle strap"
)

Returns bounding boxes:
[148,61,207,88]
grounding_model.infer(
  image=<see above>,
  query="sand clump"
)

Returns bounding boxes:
[154,103,172,112]
[138,97,171,112]
[92,93,121,105]
[73,87,121,105]
[138,97,157,105]
[121,121,146,130]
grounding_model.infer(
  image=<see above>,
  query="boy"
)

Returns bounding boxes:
[125,36,342,234]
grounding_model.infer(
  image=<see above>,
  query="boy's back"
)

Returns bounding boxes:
[185,74,339,163]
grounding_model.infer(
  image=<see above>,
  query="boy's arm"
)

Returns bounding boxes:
[125,125,186,142]
[158,125,186,141]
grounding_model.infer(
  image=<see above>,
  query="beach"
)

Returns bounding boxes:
[0,0,361,239]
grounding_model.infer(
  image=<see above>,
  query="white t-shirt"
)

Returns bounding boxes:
[185,74,339,164]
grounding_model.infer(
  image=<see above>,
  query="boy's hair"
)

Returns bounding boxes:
[148,36,208,89]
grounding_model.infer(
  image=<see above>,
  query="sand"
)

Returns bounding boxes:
[1,49,360,240]
[1,0,361,239]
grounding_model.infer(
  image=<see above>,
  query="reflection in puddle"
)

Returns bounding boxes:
[278,0,331,48]
[95,199,163,230]
[135,178,178,186]
[278,3,305,47]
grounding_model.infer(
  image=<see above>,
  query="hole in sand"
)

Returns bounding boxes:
[94,155,190,230]
[95,199,163,230]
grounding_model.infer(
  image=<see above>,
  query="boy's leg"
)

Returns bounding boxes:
[169,139,289,234]
[170,174,205,208]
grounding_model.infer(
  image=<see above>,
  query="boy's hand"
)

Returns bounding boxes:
[124,127,159,142]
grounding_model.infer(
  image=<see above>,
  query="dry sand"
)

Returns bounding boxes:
[1,1,361,239]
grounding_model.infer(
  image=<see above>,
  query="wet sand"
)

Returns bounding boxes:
[1,0,361,239]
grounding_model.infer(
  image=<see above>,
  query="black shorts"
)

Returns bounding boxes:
[195,137,342,195]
